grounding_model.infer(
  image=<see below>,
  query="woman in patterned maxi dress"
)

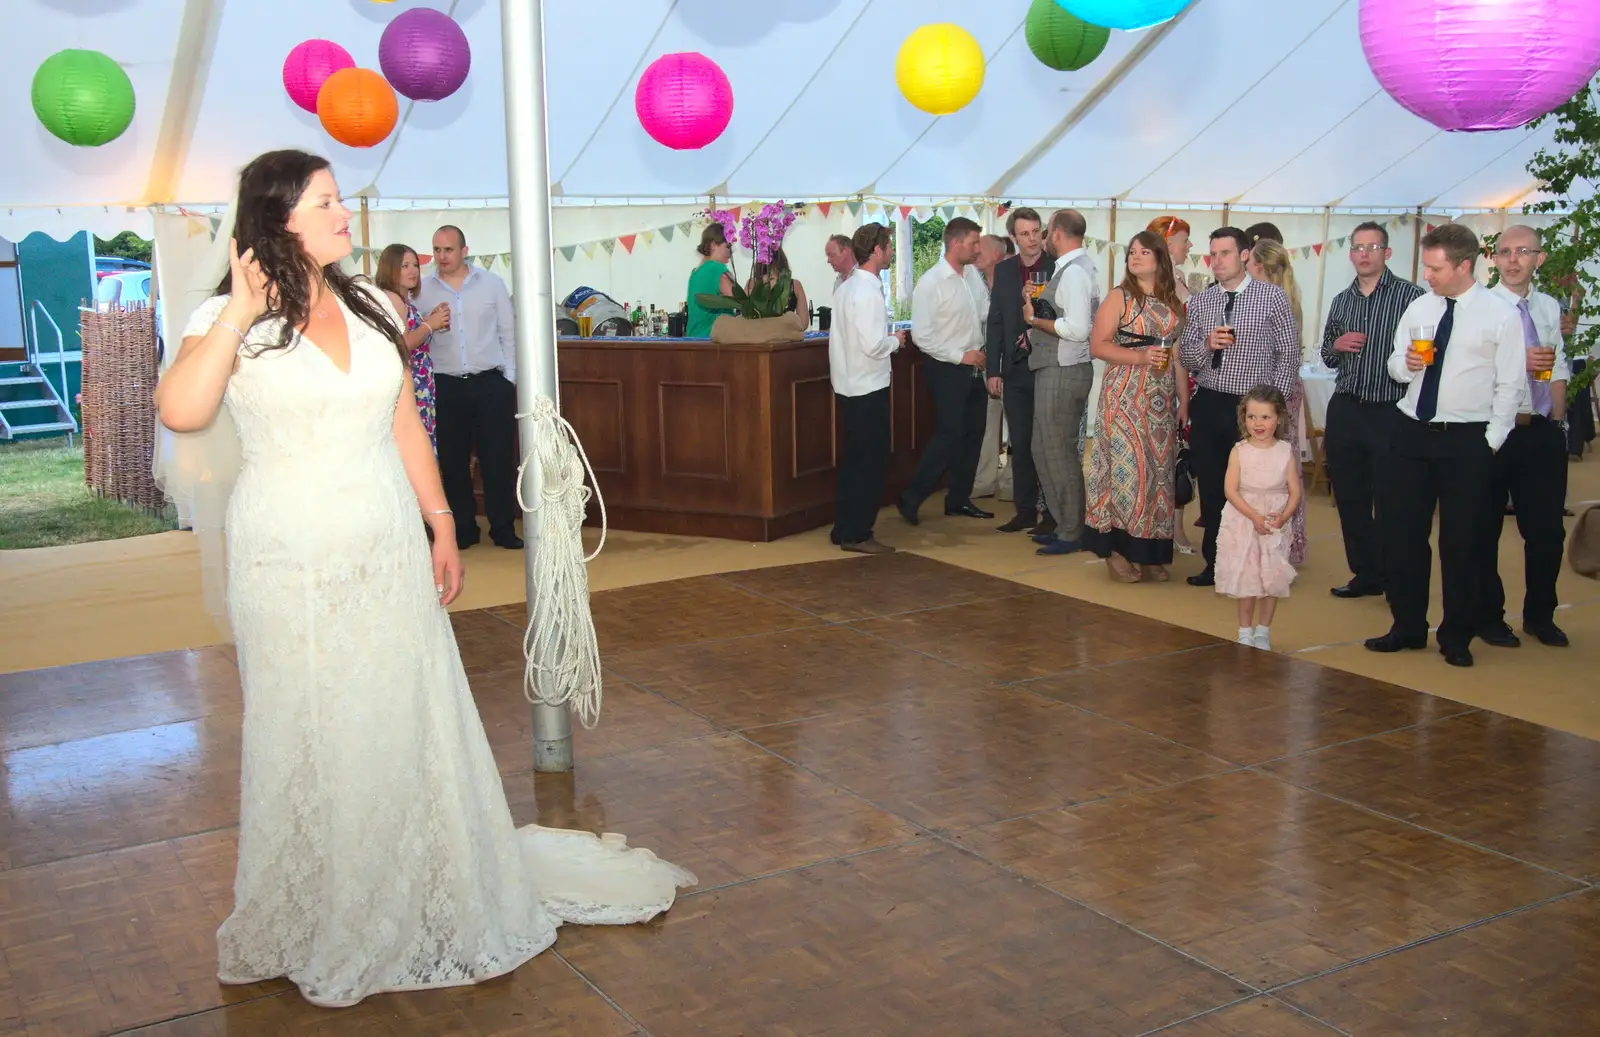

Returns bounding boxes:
[1082,231,1186,583]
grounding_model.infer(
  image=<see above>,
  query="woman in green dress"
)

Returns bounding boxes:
[685,223,736,337]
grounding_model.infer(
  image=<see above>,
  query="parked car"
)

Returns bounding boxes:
[94,255,150,280]
[96,271,165,351]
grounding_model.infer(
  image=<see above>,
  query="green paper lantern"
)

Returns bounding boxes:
[1025,0,1110,72]
[32,49,136,147]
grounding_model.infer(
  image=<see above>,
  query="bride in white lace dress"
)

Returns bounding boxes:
[154,150,694,1008]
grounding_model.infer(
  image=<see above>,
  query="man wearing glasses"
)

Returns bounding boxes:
[1319,222,1425,599]
[1178,227,1300,585]
[1478,225,1571,648]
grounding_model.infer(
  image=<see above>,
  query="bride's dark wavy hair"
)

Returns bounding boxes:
[214,149,405,360]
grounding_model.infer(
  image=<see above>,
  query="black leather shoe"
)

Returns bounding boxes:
[1330,580,1384,599]
[996,515,1037,533]
[1187,569,1215,587]
[456,535,480,550]
[1363,631,1428,653]
[897,497,920,526]
[945,503,994,519]
[493,534,525,550]
[1524,620,1570,647]
[1030,516,1057,539]
[1442,645,1474,667]
[1476,624,1521,648]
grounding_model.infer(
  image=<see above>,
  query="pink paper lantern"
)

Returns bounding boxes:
[379,8,471,102]
[635,53,733,151]
[1360,0,1600,132]
[283,40,355,114]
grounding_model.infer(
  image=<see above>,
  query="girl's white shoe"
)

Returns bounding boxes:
[1237,627,1255,646]
[1252,626,1272,651]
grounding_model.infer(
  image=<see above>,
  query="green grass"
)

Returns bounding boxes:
[0,438,177,550]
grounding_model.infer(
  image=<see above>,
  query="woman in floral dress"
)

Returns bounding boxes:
[1082,231,1186,583]
[376,244,449,450]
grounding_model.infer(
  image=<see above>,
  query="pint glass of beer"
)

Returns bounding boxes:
[1409,324,1435,366]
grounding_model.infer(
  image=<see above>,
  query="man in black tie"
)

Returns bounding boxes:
[1365,225,1525,667]
[1177,227,1300,585]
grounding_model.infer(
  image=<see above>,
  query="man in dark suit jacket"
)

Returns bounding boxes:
[986,207,1056,534]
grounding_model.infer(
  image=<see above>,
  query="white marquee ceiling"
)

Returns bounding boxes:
[1,0,1581,237]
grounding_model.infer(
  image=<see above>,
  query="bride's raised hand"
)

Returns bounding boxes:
[228,238,270,320]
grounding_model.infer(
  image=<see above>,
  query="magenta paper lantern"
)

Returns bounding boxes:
[283,40,355,114]
[1360,0,1600,132]
[378,7,471,102]
[635,53,733,150]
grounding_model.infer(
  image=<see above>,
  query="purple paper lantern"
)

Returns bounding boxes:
[378,7,471,102]
[635,53,733,151]
[1360,0,1600,132]
[283,39,354,114]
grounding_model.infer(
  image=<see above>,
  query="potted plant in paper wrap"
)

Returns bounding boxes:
[696,203,808,344]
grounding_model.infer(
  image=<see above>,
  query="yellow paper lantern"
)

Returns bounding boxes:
[895,24,985,116]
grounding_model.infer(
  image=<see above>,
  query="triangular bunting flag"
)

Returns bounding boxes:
[1203,255,1212,267]
[660,224,675,242]
[941,205,955,220]
[208,215,221,239]
[729,207,742,223]
[678,221,691,234]
[619,234,637,254]
[898,205,913,220]
[581,243,597,258]
[601,239,615,254]
[642,230,655,245]
[1312,243,1323,256]
[481,254,495,270]
[818,202,831,218]
[559,245,576,261]
[1425,224,1435,233]
[1093,240,1106,254]
[847,200,863,216]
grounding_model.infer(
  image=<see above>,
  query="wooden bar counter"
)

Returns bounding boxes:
[548,334,937,541]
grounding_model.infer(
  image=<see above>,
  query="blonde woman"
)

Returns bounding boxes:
[1247,239,1308,565]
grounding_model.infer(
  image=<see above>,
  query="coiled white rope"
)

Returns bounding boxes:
[513,395,606,729]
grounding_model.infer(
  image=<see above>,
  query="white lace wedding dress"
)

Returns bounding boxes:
[184,288,694,1008]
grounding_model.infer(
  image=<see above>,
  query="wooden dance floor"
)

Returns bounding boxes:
[3,553,1598,1035]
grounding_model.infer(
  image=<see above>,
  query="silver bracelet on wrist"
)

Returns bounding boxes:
[217,321,246,343]
[425,508,452,516]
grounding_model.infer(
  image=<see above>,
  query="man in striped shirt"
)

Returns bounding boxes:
[1177,227,1300,586]
[1319,222,1425,599]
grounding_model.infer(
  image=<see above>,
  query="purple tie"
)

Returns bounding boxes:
[1518,299,1552,418]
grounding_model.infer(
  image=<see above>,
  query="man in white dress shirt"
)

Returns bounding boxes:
[1476,225,1571,648]
[1365,224,1526,667]
[826,234,857,294]
[900,217,991,524]
[828,223,905,554]
[1020,209,1098,555]
[416,225,521,550]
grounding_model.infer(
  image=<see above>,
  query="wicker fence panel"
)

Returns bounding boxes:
[79,305,165,513]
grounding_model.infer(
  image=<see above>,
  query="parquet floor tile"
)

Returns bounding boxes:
[0,556,1591,1035]
[954,769,1581,989]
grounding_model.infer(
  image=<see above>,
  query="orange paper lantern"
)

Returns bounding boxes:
[316,68,397,148]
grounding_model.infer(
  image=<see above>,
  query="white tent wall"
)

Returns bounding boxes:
[358,203,865,321]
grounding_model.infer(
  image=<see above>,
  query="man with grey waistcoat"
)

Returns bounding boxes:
[1022,209,1098,555]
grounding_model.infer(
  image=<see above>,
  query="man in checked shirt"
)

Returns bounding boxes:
[1177,227,1301,586]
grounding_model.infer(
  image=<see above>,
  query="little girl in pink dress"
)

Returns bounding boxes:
[1215,385,1302,650]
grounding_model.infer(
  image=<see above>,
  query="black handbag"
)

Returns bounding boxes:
[1174,445,1194,508]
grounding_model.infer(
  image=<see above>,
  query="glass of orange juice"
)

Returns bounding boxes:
[1409,324,1435,366]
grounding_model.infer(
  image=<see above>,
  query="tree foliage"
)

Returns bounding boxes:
[92,231,152,263]
[1523,77,1600,401]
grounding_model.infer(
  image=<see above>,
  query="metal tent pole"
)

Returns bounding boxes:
[501,0,572,772]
